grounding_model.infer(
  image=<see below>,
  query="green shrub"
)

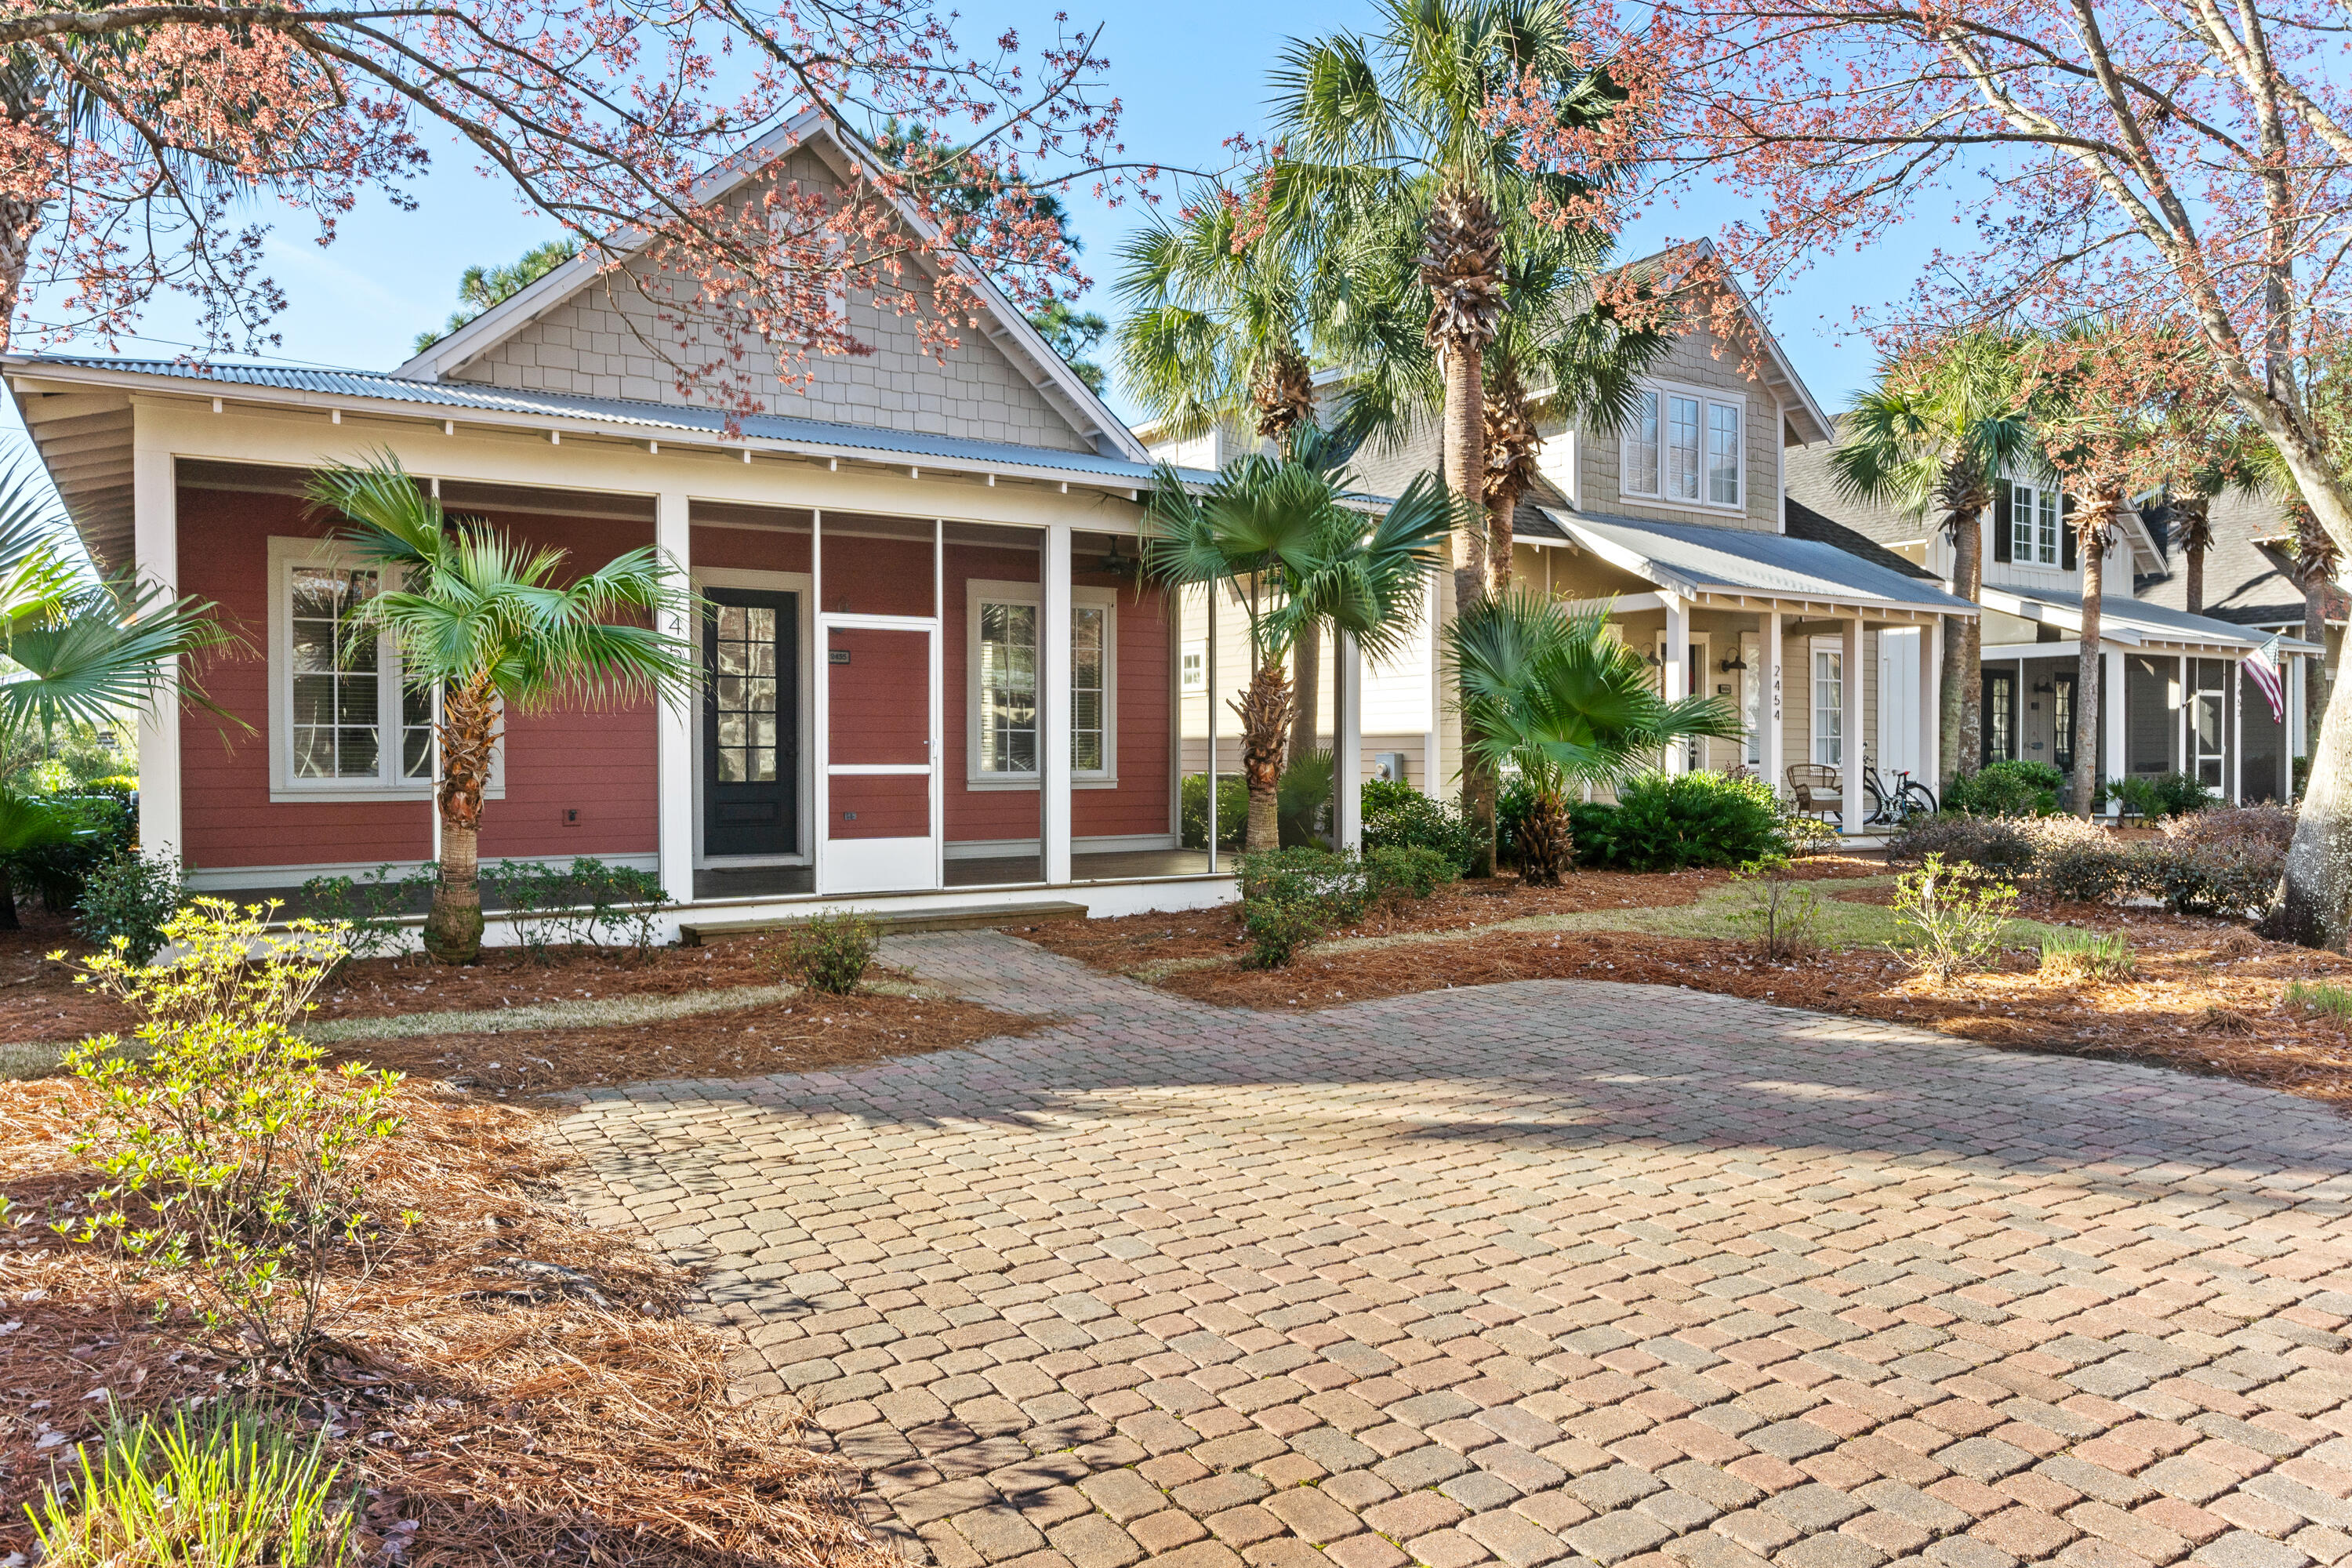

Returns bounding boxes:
[1235,847,1369,917]
[2025,816,2131,903]
[61,902,411,1369]
[1277,751,1336,848]
[1943,759,2063,817]
[75,850,184,965]
[774,911,880,994]
[1181,772,1248,851]
[11,790,136,912]
[1892,854,2020,981]
[1366,844,1455,902]
[1497,774,1536,867]
[2148,771,2214,818]
[2039,929,2136,982]
[1363,779,1479,873]
[1775,811,1843,858]
[299,863,426,964]
[1733,854,1820,961]
[1566,798,1622,866]
[1588,771,1782,871]
[27,1401,358,1566]
[481,857,672,958]
[1886,811,2037,877]
[2126,840,2280,918]
[2285,979,2352,1022]
[1240,895,1328,969]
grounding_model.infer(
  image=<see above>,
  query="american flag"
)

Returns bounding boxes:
[2242,631,2286,722]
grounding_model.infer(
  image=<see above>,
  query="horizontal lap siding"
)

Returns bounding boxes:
[174,485,655,873]
[691,524,811,575]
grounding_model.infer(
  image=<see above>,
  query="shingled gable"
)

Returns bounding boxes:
[392,107,1145,462]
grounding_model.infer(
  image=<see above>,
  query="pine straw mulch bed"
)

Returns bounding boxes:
[324,980,1045,1096]
[1138,892,2352,1112]
[0,1078,895,1567]
[1018,856,1893,970]
[0,914,891,1047]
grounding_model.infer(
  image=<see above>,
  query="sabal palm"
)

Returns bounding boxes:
[309,456,696,964]
[1833,331,2042,787]
[1145,426,1450,851]
[0,463,231,925]
[1450,590,1743,884]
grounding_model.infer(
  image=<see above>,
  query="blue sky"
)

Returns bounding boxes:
[2,0,1939,482]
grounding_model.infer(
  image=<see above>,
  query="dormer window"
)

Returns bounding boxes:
[1996,481,2062,568]
[1623,381,1743,513]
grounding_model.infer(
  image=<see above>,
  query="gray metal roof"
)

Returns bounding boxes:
[1538,507,1978,614]
[1980,584,2274,650]
[14,356,1212,487]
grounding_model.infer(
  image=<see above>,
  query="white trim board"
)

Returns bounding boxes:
[945,833,1179,861]
[187,851,661,892]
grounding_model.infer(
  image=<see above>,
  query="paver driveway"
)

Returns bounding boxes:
[554,932,2352,1568]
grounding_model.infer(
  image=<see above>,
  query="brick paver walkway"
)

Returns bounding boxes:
[554,932,2352,1568]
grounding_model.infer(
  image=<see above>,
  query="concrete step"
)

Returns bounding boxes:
[678,900,1090,946]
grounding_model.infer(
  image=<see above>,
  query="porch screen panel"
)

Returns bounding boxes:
[2192,659,2227,788]
[823,514,936,617]
[828,625,931,842]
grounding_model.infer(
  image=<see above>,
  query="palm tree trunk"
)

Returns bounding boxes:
[1940,506,1984,786]
[1444,347,1496,876]
[425,679,497,964]
[2186,545,2205,617]
[0,196,34,356]
[1236,659,1295,855]
[2075,507,2112,818]
[1290,619,1321,772]
[2309,576,2333,760]
[1518,789,1573,886]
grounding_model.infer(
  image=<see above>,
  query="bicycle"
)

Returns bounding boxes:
[1863,764,1938,826]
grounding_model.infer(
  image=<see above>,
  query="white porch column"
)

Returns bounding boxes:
[1922,619,1942,798]
[2103,646,2128,805]
[1425,565,1446,799]
[1842,616,1864,837]
[2292,653,2309,761]
[1042,521,1073,883]
[1337,630,1363,854]
[132,435,180,862]
[1204,583,1220,875]
[1762,611,1784,799]
[655,492,693,901]
[1661,594,1689,775]
[2230,661,2243,803]
[2178,652,2191,778]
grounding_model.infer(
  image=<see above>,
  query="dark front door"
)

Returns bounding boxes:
[703,590,798,858]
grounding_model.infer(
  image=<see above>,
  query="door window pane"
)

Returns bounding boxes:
[1707,403,1741,506]
[713,605,780,783]
[1626,390,1661,495]
[1667,395,1701,500]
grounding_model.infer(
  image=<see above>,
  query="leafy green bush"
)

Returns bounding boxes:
[1892,854,2020,981]
[1236,847,1370,918]
[1886,811,2037,877]
[1588,771,1782,871]
[27,1401,358,1566]
[1240,895,1329,969]
[1366,844,1455,902]
[1943,759,2064,817]
[2096,773,2207,818]
[1363,779,1479,873]
[1497,774,1536,867]
[61,902,411,1369]
[2039,930,2136,982]
[11,789,136,912]
[75,849,184,965]
[1277,750,1336,848]
[482,857,672,958]
[1775,811,1843,858]
[2025,816,2131,903]
[774,911,880,994]
[1181,772,1248,851]
[299,863,428,964]
[2126,840,2280,917]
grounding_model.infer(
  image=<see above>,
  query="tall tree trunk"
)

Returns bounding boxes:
[0,191,39,354]
[1443,343,1495,877]
[2186,545,2205,617]
[1939,506,1984,786]
[2264,677,2352,946]
[425,679,495,964]
[2308,575,2333,760]
[1290,619,1321,772]
[1235,659,1295,855]
[2074,510,2112,819]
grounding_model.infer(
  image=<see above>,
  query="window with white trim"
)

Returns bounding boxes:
[270,541,460,797]
[1622,381,1744,510]
[2010,481,2060,567]
[1813,644,1845,768]
[967,580,1117,785]
[1180,640,1206,694]
[2036,488,2060,565]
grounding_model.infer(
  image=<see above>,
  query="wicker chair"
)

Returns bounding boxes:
[1785,764,1844,822]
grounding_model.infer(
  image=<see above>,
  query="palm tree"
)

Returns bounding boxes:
[1449,590,1743,884]
[1832,330,2042,788]
[308,456,697,964]
[1144,426,1450,851]
[0,463,233,926]
[1114,191,1334,769]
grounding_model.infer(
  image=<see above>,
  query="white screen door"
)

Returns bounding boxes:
[817,615,940,894]
[1878,628,1922,782]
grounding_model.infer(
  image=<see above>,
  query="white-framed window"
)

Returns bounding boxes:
[966,579,1117,786]
[2010,482,2061,567]
[1181,639,1206,694]
[1622,380,1744,511]
[267,537,499,801]
[1812,642,1845,768]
